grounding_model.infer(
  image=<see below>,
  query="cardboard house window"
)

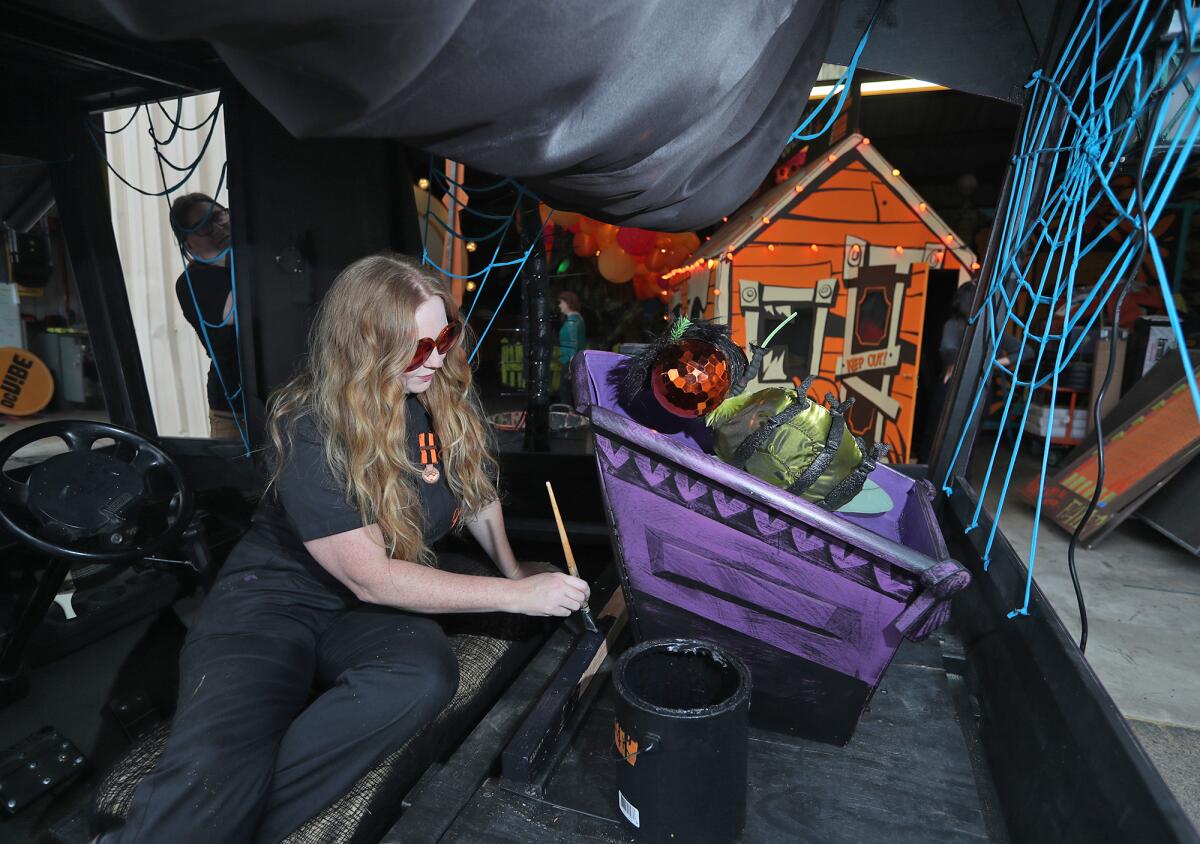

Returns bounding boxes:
[854,287,890,347]
[762,304,815,382]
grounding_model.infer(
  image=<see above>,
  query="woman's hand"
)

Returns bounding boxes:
[504,572,590,617]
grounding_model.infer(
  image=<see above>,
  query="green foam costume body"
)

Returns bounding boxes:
[707,376,888,510]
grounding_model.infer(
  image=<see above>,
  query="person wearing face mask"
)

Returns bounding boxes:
[97,253,589,843]
[168,192,242,438]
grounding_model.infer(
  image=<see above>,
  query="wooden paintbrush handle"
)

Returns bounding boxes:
[545,481,580,579]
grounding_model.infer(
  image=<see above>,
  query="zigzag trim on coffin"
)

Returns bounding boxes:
[595,434,916,601]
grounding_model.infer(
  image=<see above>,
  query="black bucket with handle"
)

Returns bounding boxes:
[612,638,752,843]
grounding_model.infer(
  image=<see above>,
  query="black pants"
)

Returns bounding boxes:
[100,568,458,844]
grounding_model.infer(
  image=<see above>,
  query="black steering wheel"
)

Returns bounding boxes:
[0,420,194,563]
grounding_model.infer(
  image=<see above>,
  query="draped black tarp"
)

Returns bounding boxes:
[97,0,1067,229]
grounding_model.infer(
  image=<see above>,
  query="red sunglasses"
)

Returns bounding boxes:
[405,320,463,372]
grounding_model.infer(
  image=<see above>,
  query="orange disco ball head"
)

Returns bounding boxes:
[651,339,731,417]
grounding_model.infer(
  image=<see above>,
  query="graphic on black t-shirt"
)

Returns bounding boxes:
[252,395,459,547]
[414,428,463,527]
[418,431,440,484]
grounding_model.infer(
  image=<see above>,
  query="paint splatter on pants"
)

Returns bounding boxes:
[97,569,458,843]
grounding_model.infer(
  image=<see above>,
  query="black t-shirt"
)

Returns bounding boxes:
[222,395,461,602]
[175,263,242,411]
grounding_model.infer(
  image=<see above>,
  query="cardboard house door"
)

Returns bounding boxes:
[836,238,927,463]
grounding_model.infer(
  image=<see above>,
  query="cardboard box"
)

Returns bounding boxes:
[1030,403,1089,441]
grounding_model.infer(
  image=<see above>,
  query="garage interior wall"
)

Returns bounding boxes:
[103,92,226,438]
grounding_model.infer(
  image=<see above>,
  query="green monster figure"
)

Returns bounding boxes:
[620,314,890,512]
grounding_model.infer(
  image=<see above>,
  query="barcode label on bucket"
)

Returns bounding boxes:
[618,790,640,828]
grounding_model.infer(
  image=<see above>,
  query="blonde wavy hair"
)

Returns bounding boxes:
[267,252,498,564]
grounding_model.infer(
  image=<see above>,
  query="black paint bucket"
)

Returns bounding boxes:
[612,638,752,842]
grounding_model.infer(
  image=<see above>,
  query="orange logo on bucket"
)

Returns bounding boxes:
[614,720,640,766]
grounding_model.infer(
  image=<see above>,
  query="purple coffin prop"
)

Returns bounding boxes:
[573,351,969,745]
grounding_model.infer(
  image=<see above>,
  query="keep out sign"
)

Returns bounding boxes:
[0,348,54,416]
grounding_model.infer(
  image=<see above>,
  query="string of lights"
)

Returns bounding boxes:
[675,136,982,285]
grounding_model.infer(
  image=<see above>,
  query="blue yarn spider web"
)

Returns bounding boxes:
[940,0,1200,620]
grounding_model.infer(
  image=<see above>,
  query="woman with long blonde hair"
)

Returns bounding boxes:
[102,253,588,844]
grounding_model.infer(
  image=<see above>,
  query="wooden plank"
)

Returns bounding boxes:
[500,589,626,787]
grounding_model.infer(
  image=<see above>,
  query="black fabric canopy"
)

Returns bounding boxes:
[98,0,1066,229]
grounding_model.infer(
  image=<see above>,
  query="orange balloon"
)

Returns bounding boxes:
[576,216,599,236]
[632,274,661,300]
[573,232,597,257]
[551,209,580,230]
[665,246,692,268]
[679,232,701,253]
[598,245,637,283]
[646,249,671,272]
[594,223,619,249]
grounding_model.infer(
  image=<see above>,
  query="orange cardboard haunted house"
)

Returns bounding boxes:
[675,133,978,463]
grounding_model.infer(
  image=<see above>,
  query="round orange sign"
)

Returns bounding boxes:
[0,347,54,416]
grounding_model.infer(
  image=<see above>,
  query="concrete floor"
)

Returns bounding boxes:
[968,437,1200,830]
